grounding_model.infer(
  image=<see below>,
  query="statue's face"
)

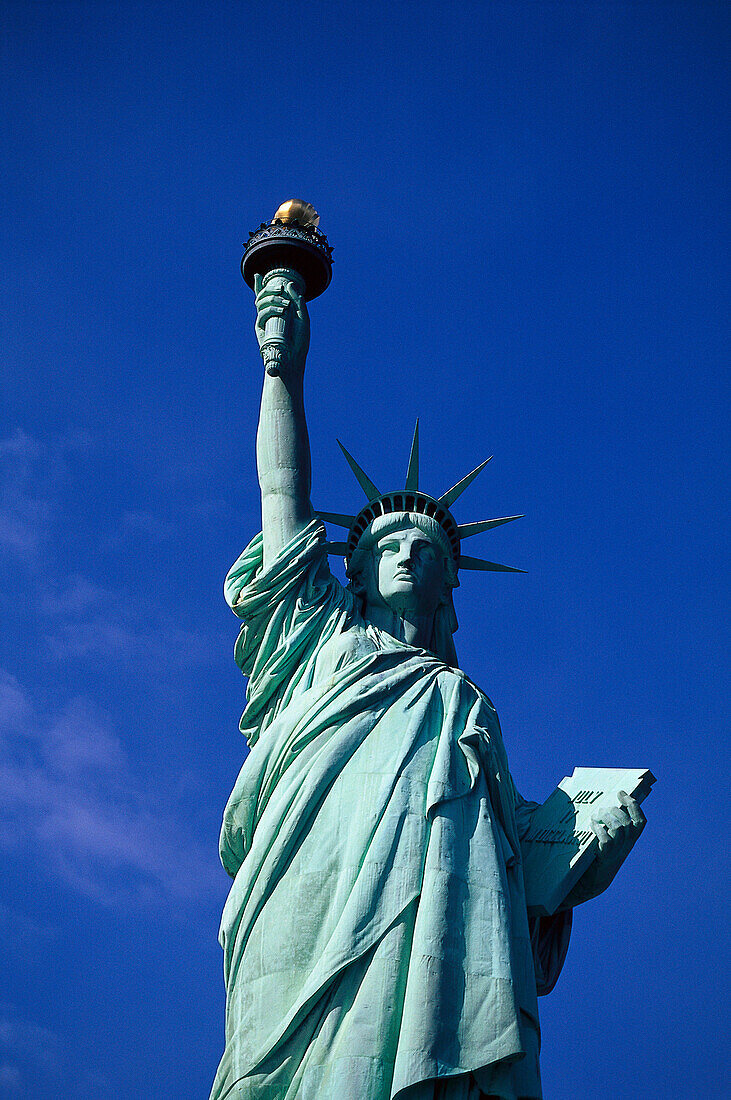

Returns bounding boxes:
[366,525,446,618]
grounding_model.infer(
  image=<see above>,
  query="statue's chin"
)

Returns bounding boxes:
[380,595,439,622]
[381,585,419,607]
[364,582,440,623]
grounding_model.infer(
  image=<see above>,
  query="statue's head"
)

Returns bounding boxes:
[348,512,458,611]
[320,423,525,665]
[346,511,460,663]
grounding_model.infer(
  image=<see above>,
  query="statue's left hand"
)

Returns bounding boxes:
[562,791,646,907]
[591,790,646,875]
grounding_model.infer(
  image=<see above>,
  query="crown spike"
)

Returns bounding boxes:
[404,419,419,491]
[317,511,356,528]
[337,441,381,502]
[438,457,492,508]
[458,515,525,538]
[459,554,526,573]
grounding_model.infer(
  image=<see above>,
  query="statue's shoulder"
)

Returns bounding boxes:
[435,664,502,718]
[326,622,378,661]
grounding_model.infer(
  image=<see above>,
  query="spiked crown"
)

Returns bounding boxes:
[318,421,525,574]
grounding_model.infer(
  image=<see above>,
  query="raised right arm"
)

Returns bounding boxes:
[253,273,314,569]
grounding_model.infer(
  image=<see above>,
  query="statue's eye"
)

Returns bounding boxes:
[381,541,400,553]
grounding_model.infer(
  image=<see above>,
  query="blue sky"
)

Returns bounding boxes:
[1,2,728,1097]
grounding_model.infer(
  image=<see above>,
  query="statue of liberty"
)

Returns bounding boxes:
[210,204,648,1100]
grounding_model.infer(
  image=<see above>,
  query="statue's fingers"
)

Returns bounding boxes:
[258,302,288,318]
[603,808,630,839]
[590,818,611,850]
[256,304,288,326]
[592,807,618,829]
[277,280,307,323]
[618,791,646,829]
[254,273,263,295]
[295,298,309,326]
[256,289,290,306]
[282,279,302,304]
[256,290,290,310]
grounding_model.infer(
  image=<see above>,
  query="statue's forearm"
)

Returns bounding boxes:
[256,371,313,567]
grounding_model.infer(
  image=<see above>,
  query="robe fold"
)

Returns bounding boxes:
[211,520,571,1100]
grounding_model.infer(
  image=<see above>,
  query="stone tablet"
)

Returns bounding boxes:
[522,767,656,916]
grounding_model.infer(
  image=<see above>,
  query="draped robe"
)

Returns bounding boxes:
[210,521,571,1100]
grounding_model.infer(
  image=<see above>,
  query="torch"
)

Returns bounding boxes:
[242,200,333,375]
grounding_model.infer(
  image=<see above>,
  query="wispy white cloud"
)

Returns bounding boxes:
[0,430,53,560]
[43,697,127,778]
[0,669,34,738]
[0,999,113,1094]
[0,430,217,668]
[0,1062,22,1093]
[0,671,220,908]
[44,575,117,617]
[0,1004,59,1068]
[0,901,58,942]
[44,573,217,669]
[0,430,45,461]
[0,429,94,563]
[0,1003,60,1093]
[0,433,223,907]
[120,509,175,540]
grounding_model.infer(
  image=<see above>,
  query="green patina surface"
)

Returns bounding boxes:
[209,252,648,1100]
[210,521,569,1100]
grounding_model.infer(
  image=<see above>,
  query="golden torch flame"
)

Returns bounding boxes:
[272,200,320,227]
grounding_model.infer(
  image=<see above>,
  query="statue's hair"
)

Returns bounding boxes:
[346,512,459,666]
